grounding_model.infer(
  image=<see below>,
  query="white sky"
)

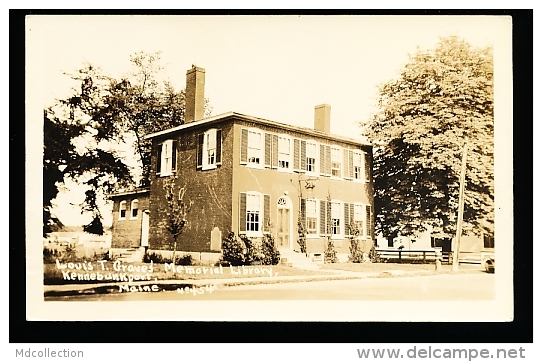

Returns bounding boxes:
[26,15,510,227]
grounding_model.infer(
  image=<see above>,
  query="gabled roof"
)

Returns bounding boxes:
[144,112,371,147]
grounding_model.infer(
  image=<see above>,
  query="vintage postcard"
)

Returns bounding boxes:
[25,15,513,321]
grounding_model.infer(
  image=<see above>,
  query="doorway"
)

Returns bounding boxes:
[276,196,292,249]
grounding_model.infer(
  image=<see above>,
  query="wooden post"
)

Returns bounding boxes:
[453,143,467,272]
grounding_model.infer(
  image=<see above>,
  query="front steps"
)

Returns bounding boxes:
[115,247,145,262]
[279,249,321,270]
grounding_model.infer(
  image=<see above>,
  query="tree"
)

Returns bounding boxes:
[162,177,193,263]
[43,111,132,236]
[363,36,494,240]
[44,51,211,234]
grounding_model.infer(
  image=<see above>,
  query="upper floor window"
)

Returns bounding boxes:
[306,142,317,173]
[157,139,177,177]
[197,129,222,170]
[353,151,363,181]
[278,136,291,170]
[331,147,341,177]
[119,200,127,220]
[130,199,139,219]
[248,131,262,164]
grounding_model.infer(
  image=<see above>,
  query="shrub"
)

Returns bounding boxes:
[349,238,365,263]
[324,238,338,263]
[240,235,265,265]
[296,219,307,254]
[261,234,280,265]
[176,254,193,266]
[221,232,246,266]
[143,251,194,265]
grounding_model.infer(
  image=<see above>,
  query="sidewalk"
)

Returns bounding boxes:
[43,267,439,296]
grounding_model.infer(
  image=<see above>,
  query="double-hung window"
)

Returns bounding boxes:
[246,193,260,232]
[353,151,363,181]
[119,200,127,220]
[353,203,365,236]
[306,142,317,173]
[130,199,139,219]
[247,130,262,165]
[239,191,271,236]
[331,201,341,236]
[331,147,341,177]
[157,139,177,177]
[278,136,291,170]
[306,199,318,235]
[197,129,222,170]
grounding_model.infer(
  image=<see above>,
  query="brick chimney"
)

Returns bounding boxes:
[314,104,331,133]
[185,65,206,123]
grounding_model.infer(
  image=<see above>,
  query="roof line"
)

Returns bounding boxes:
[144,111,371,146]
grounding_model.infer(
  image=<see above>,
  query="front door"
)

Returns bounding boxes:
[277,197,292,249]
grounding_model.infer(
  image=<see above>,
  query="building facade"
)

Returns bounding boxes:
[143,66,375,261]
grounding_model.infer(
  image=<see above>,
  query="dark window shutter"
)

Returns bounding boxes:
[349,203,354,229]
[326,200,332,234]
[293,138,300,171]
[156,145,162,174]
[171,140,177,171]
[364,151,371,182]
[300,140,306,171]
[272,134,279,168]
[300,198,306,229]
[319,199,326,235]
[216,130,222,165]
[240,128,248,164]
[263,194,270,232]
[264,133,272,167]
[344,202,350,236]
[349,150,354,179]
[239,192,247,233]
[366,205,371,238]
[197,134,204,168]
[319,144,325,176]
[343,149,350,179]
[325,146,331,176]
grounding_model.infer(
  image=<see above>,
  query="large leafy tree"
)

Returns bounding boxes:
[363,36,494,240]
[44,52,209,234]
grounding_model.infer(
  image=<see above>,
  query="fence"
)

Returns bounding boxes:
[376,249,453,264]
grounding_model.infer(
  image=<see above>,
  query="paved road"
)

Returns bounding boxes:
[47,272,494,301]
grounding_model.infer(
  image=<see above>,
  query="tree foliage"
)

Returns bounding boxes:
[363,37,494,239]
[44,51,211,234]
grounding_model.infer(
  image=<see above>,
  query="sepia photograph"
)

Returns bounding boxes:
[25,14,514,322]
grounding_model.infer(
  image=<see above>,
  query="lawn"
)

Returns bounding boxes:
[321,262,480,273]
[44,261,332,285]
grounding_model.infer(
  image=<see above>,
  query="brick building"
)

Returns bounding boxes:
[109,189,150,260]
[142,65,375,262]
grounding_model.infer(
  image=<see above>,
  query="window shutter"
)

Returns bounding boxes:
[239,192,247,233]
[161,142,168,174]
[156,145,162,174]
[240,129,248,164]
[271,134,279,169]
[365,205,371,238]
[216,130,222,165]
[263,194,270,233]
[319,200,327,235]
[293,139,300,171]
[326,200,332,234]
[264,133,272,168]
[300,140,306,172]
[319,144,325,176]
[349,150,354,179]
[364,151,371,182]
[349,203,354,230]
[300,198,306,230]
[197,134,204,168]
[325,146,331,176]
[343,149,350,179]
[171,140,177,171]
[344,202,350,236]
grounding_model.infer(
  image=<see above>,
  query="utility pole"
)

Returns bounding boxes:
[452,143,467,271]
